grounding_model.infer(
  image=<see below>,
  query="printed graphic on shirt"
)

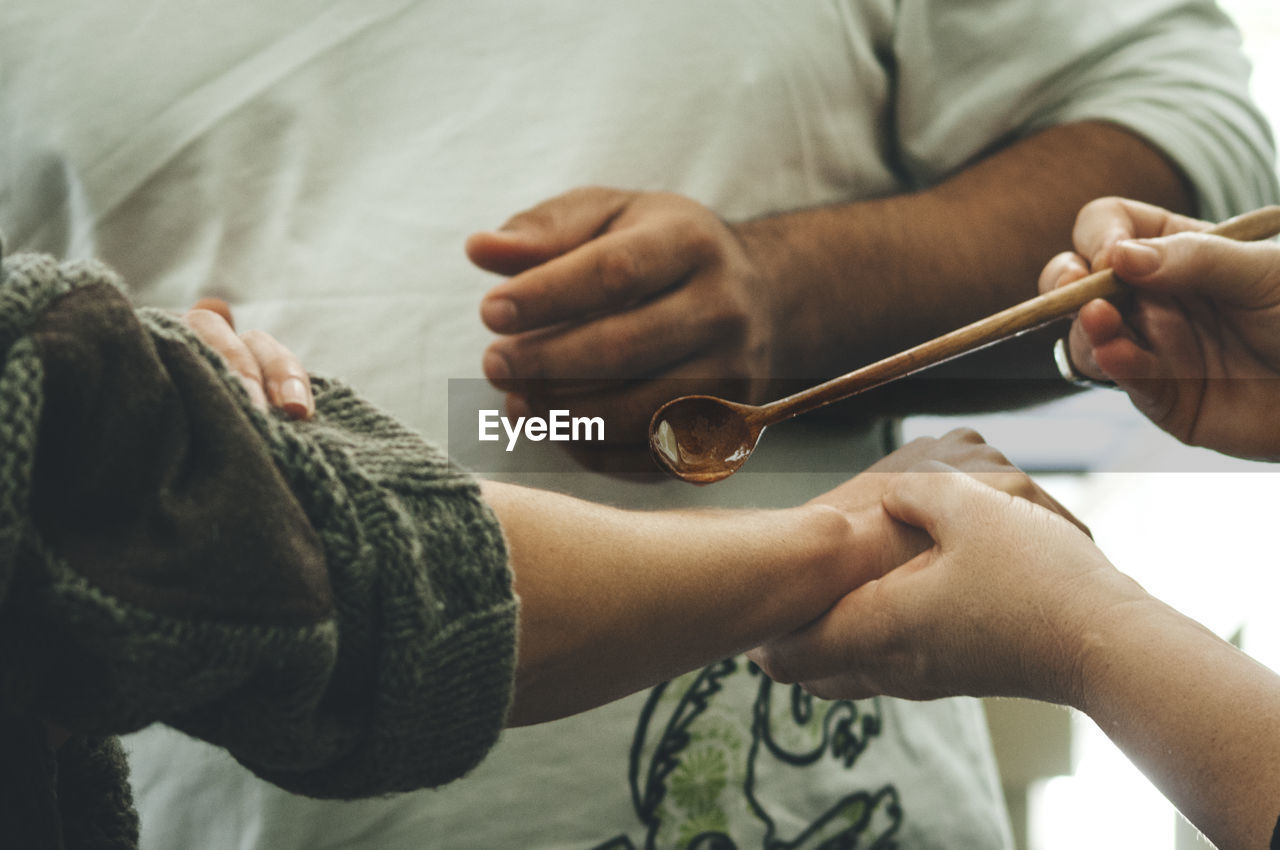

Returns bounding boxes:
[593,658,904,849]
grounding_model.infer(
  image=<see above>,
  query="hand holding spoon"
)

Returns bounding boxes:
[649,206,1280,483]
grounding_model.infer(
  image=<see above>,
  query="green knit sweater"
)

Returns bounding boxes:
[0,250,518,848]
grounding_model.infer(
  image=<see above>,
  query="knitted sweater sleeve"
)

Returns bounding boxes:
[0,252,517,799]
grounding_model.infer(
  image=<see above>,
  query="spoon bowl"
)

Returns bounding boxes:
[648,206,1280,484]
[649,395,764,484]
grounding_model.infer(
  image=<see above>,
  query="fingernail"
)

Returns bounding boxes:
[483,349,512,382]
[1115,240,1162,277]
[481,297,518,332]
[279,377,312,419]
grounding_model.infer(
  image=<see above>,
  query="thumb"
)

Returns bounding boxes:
[1111,234,1280,312]
[466,186,633,275]
[881,461,978,546]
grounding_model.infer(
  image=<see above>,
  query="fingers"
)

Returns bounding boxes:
[750,547,958,702]
[1071,197,1209,270]
[884,429,1089,535]
[182,305,313,419]
[1036,250,1115,381]
[747,580,906,693]
[466,187,633,276]
[1110,234,1280,312]
[184,307,270,410]
[241,330,314,420]
[1075,296,1162,400]
[1051,198,1209,383]
[483,295,695,386]
[482,274,757,387]
[479,218,710,335]
[474,189,782,450]
[1076,298,1128,348]
[977,469,1089,536]
[1086,296,1202,434]
[1037,251,1091,296]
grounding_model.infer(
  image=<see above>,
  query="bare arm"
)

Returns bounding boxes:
[486,428,1072,726]
[482,479,866,726]
[752,467,1280,849]
[733,121,1194,414]
[473,122,1193,449]
[1079,590,1280,849]
[189,311,1086,731]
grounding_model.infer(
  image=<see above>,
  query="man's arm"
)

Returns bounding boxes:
[474,0,1274,446]
[733,120,1196,414]
[473,122,1193,440]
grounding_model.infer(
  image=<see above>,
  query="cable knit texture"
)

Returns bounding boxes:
[0,249,517,847]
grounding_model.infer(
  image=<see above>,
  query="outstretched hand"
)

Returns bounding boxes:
[183,298,314,420]
[1042,197,1280,460]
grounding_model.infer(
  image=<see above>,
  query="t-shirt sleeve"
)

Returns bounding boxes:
[892,0,1278,219]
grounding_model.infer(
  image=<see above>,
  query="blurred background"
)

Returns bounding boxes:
[902,1,1280,846]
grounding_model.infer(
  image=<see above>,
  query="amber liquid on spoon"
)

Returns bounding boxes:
[651,399,755,478]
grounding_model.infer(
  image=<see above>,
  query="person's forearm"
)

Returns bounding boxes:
[479,480,875,726]
[1073,597,1280,848]
[734,121,1193,411]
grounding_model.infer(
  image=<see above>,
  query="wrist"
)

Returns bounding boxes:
[793,500,905,600]
[1067,581,1169,713]
[729,210,879,386]
[725,216,800,390]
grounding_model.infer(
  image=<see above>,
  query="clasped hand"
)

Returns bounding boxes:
[468,187,784,459]
[752,451,1137,709]
[752,428,1116,706]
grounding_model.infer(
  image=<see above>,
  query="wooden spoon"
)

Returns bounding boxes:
[649,206,1280,483]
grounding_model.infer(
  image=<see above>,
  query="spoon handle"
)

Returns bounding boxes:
[761,205,1280,423]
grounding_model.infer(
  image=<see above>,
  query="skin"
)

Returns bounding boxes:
[187,311,1082,728]
[488,427,1083,726]
[751,198,1280,848]
[1041,196,1280,460]
[749,466,1280,850]
[186,298,315,420]
[179,247,1280,846]
[468,121,1193,460]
